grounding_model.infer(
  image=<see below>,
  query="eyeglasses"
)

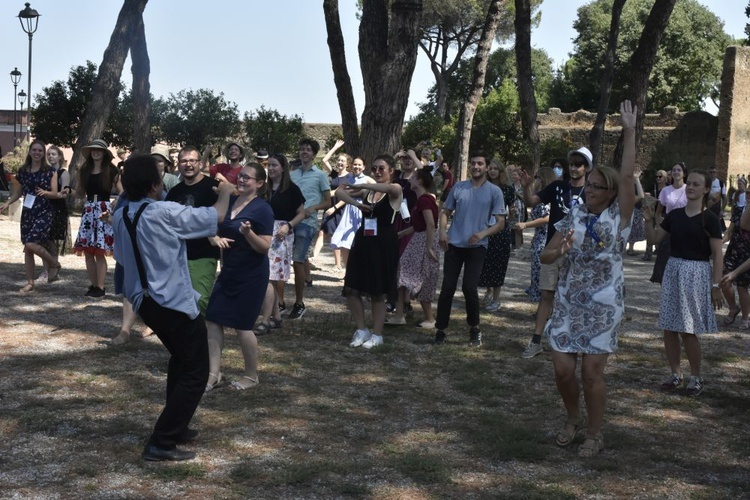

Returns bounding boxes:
[585,181,611,191]
[237,173,257,182]
[179,158,200,165]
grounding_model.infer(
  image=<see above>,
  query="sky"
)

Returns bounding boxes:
[0,0,746,124]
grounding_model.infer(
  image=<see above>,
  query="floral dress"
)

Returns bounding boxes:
[545,201,632,354]
[478,184,514,288]
[74,171,116,256]
[723,205,750,287]
[17,168,55,244]
[525,202,550,302]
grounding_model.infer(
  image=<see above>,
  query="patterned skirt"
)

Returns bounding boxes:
[628,206,646,243]
[658,257,717,334]
[723,228,750,287]
[397,230,440,302]
[269,220,294,282]
[74,200,114,256]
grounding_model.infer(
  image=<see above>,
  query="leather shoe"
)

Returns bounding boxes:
[142,444,196,462]
[176,428,199,444]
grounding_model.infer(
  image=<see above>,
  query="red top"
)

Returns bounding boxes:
[412,194,439,232]
[209,163,242,185]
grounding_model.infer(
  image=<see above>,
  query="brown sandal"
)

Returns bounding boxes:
[19,283,34,293]
[556,415,586,447]
[578,433,604,457]
[229,375,260,390]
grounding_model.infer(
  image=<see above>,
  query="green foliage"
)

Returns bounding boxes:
[243,106,304,156]
[470,81,529,166]
[158,89,241,150]
[560,0,733,112]
[746,1,750,44]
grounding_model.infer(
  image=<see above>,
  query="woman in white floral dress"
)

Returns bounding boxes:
[541,101,637,458]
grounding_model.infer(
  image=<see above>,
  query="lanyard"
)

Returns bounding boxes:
[585,214,605,249]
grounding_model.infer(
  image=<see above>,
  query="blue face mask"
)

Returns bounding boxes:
[553,166,564,178]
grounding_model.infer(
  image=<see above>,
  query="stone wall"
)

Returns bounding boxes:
[716,46,750,183]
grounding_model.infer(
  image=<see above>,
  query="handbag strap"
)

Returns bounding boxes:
[122,203,150,290]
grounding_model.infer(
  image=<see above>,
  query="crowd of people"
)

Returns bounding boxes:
[0,102,739,460]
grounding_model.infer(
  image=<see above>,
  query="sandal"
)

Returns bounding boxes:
[47,263,62,283]
[229,375,259,390]
[205,372,223,393]
[19,283,34,293]
[254,322,272,336]
[578,433,604,458]
[270,317,283,329]
[724,306,741,325]
[556,415,587,447]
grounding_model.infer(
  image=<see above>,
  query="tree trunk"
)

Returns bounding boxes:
[323,0,361,157]
[589,0,626,168]
[131,10,151,153]
[358,0,423,166]
[69,0,149,182]
[455,0,503,180]
[613,0,676,168]
[514,0,540,173]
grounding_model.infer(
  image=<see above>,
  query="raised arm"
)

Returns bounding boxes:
[618,100,637,227]
[321,139,345,174]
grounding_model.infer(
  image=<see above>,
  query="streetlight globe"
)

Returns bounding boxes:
[18,3,40,35]
[18,90,27,106]
[10,67,22,86]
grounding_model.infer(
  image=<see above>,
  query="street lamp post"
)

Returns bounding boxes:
[18,3,40,142]
[17,90,26,144]
[10,68,22,143]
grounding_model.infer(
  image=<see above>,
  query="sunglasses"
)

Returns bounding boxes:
[372,165,389,172]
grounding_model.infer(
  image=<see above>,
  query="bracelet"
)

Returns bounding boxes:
[285,221,293,230]
[712,284,720,289]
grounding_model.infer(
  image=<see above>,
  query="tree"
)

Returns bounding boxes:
[559,0,732,113]
[243,106,304,156]
[514,0,539,171]
[130,9,151,153]
[589,0,626,167]
[69,0,149,181]
[323,0,423,165]
[158,89,241,150]
[455,0,504,180]
[745,1,750,44]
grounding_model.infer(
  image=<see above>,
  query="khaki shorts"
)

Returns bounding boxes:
[538,256,564,292]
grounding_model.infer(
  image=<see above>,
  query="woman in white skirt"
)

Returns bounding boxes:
[644,169,724,398]
[330,157,374,261]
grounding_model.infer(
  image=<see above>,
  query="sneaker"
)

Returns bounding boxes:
[416,320,436,329]
[485,301,500,312]
[288,303,306,320]
[85,285,96,297]
[660,373,683,392]
[521,342,543,358]
[278,302,286,313]
[88,287,105,298]
[385,302,396,314]
[362,334,383,349]
[34,271,49,285]
[685,375,704,397]
[481,292,493,306]
[349,329,372,347]
[433,330,446,345]
[469,328,482,347]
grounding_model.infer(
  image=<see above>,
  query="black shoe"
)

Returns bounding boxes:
[433,330,446,345]
[469,328,482,347]
[305,279,313,288]
[142,444,196,462]
[85,285,96,297]
[176,428,199,444]
[386,302,396,314]
[88,287,105,298]
[278,302,286,313]
[288,303,306,320]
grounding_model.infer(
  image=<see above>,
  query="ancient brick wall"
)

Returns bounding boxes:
[716,46,750,184]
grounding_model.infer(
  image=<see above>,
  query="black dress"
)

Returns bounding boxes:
[48,168,71,254]
[478,184,513,288]
[343,192,399,298]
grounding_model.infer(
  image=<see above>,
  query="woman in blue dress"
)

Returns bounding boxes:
[205,163,274,391]
[0,139,61,292]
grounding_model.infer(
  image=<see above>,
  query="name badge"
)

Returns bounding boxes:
[23,194,36,209]
[364,218,378,236]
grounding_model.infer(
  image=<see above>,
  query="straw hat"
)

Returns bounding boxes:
[82,139,114,162]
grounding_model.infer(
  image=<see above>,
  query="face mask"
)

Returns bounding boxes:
[554,166,563,178]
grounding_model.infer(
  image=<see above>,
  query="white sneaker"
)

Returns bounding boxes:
[349,329,371,347]
[521,342,543,358]
[362,334,383,349]
[485,301,501,312]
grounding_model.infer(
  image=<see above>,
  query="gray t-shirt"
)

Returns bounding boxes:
[444,180,505,248]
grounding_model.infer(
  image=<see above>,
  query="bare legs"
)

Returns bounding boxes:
[346,295,386,335]
[552,351,609,437]
[20,242,59,291]
[663,330,702,377]
[205,320,259,390]
[84,253,107,289]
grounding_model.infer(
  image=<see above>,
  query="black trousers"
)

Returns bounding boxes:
[138,296,209,448]
[436,245,487,331]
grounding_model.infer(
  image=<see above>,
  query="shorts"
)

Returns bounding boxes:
[538,256,563,292]
[292,223,316,263]
[188,258,218,315]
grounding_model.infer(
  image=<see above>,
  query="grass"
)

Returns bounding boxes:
[2,242,750,498]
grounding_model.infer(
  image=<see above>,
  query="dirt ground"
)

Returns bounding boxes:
[1,213,749,499]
